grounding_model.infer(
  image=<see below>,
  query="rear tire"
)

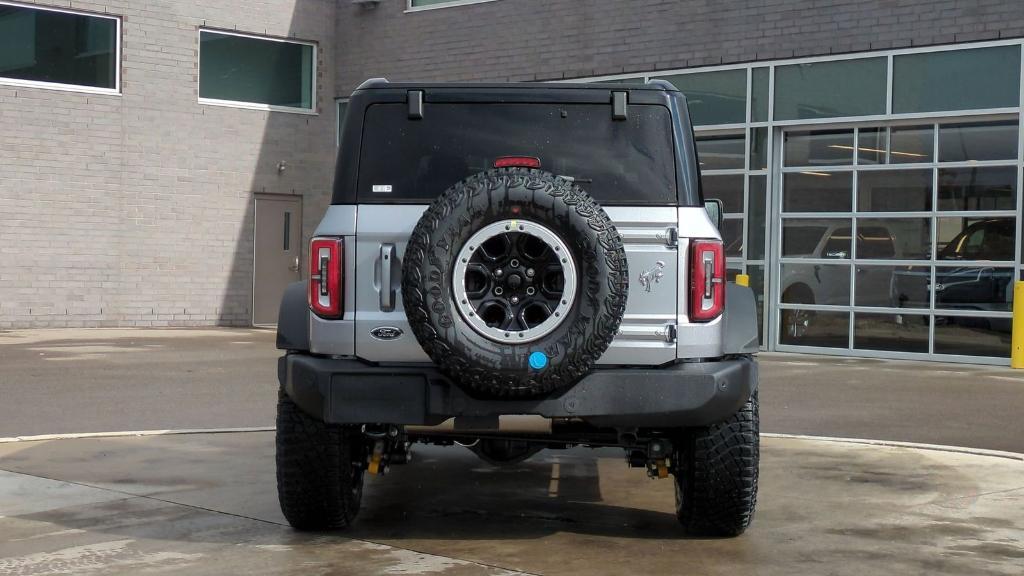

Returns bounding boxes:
[674,390,759,537]
[276,390,364,530]
[781,285,814,340]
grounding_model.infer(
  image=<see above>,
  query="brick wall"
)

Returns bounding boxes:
[334,0,1024,93]
[4,0,1024,328]
[0,0,337,328]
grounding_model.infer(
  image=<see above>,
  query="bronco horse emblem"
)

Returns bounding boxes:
[638,261,666,293]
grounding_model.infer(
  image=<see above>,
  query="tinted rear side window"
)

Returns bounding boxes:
[356,103,677,205]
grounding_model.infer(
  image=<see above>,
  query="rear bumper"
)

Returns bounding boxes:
[279,355,757,429]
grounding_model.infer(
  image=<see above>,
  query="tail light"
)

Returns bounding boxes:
[690,239,725,322]
[309,237,344,318]
[494,156,541,169]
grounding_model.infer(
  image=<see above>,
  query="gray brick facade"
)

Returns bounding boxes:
[2,0,1023,328]
[335,0,1024,92]
[0,0,336,328]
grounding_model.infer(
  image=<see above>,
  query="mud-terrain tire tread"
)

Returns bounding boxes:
[276,390,363,530]
[402,167,628,397]
[675,389,759,537]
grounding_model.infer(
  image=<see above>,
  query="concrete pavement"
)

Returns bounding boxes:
[2,328,1023,451]
[0,328,278,436]
[1,432,1022,575]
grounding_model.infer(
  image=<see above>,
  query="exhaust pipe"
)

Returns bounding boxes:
[405,415,552,435]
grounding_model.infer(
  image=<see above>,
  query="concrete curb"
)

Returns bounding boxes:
[763,433,1024,462]
[2,428,1022,463]
[0,427,275,444]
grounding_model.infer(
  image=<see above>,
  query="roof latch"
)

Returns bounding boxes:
[408,90,424,119]
[612,91,628,121]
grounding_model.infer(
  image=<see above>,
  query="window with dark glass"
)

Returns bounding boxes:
[857,170,932,212]
[702,175,744,213]
[823,227,853,259]
[783,171,852,213]
[889,126,934,164]
[0,4,118,90]
[199,30,314,110]
[750,127,769,170]
[893,46,1021,114]
[938,121,1018,162]
[695,134,745,170]
[854,313,929,353]
[774,58,887,120]
[938,167,1017,211]
[937,218,1015,262]
[356,103,678,205]
[782,220,848,257]
[784,129,854,166]
[750,67,769,123]
[747,176,767,260]
[722,219,744,257]
[655,69,747,126]
[858,218,931,260]
[856,226,897,259]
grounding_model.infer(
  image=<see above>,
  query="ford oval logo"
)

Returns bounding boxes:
[370,326,404,341]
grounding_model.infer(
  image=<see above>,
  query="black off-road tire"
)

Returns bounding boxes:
[402,167,628,398]
[674,390,759,537]
[276,390,364,530]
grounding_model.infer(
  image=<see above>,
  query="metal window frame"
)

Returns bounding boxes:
[405,0,501,12]
[775,121,1018,365]
[197,28,318,115]
[0,1,122,95]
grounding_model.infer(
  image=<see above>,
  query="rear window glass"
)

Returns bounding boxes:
[356,102,677,205]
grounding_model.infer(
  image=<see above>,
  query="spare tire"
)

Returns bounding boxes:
[402,167,628,397]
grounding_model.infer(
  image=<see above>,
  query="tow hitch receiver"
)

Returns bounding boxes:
[626,438,674,479]
[362,425,411,475]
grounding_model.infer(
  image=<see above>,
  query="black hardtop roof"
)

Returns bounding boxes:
[347,78,681,106]
[332,77,701,207]
[354,78,677,91]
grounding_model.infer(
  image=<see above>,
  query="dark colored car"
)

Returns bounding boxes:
[892,219,1014,333]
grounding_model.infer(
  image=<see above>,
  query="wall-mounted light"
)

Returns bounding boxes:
[278,161,287,174]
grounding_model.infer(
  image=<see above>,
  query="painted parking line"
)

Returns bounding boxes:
[3,427,1022,462]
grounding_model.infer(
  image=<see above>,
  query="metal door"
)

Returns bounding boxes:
[254,194,302,325]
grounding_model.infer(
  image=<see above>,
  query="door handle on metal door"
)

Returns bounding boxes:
[289,256,300,272]
[380,243,395,312]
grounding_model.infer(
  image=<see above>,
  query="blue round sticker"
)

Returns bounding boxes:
[528,352,548,370]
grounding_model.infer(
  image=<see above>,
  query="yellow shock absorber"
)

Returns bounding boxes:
[368,440,385,475]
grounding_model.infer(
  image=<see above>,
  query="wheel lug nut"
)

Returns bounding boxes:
[526,268,535,278]
[510,296,520,305]
[510,259,520,268]
[526,287,535,296]
[494,287,503,296]
[495,268,503,277]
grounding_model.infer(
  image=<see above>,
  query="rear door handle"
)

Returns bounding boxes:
[380,243,395,312]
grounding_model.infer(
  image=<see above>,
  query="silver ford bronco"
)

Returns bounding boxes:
[274,79,761,536]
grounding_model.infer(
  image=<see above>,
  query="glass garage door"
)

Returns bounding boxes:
[774,119,1020,362]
